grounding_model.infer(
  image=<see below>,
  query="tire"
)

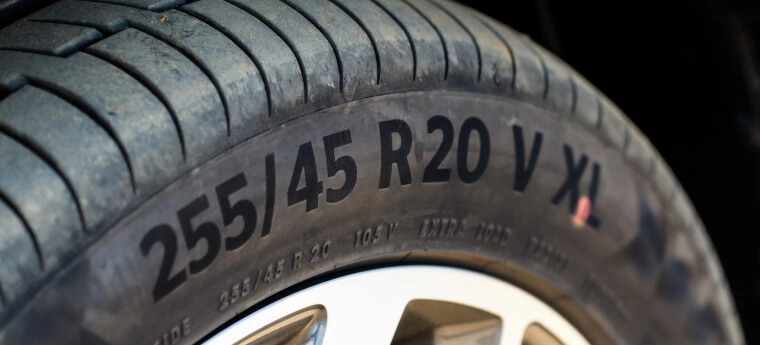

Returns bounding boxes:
[0,0,743,344]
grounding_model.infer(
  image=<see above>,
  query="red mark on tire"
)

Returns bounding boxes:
[573,196,592,226]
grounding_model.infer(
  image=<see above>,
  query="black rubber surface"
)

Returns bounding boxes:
[0,1,744,344]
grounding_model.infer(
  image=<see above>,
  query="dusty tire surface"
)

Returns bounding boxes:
[0,0,743,344]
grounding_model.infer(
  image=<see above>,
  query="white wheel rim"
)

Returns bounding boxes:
[203,266,590,345]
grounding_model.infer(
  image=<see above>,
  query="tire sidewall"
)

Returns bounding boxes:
[5,91,691,345]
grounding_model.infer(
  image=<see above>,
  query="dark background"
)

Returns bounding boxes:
[458,0,760,342]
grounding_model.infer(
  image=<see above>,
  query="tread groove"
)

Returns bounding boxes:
[23,78,137,195]
[472,15,516,90]
[82,50,187,160]
[370,0,417,81]
[0,47,55,57]
[222,0,308,104]
[402,0,448,80]
[177,8,273,117]
[428,0,482,83]
[0,122,87,231]
[0,190,44,271]
[329,0,381,85]
[569,75,578,114]
[0,280,6,307]
[537,52,549,100]
[280,0,344,94]
[0,76,27,108]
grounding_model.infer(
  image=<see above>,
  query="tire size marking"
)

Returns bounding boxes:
[141,165,273,302]
[216,270,262,312]
[218,277,252,312]
[263,258,286,282]
[382,117,491,187]
[422,116,455,183]
[309,240,331,263]
[140,225,186,304]
[287,130,356,212]
[215,239,330,312]
[139,115,604,303]
[251,241,331,282]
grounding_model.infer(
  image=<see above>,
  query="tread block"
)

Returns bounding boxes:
[373,0,445,84]
[146,9,266,143]
[477,15,544,100]
[671,186,698,234]
[625,127,654,175]
[180,0,303,120]
[406,0,478,86]
[29,1,130,32]
[83,0,185,12]
[283,0,377,100]
[31,1,267,144]
[0,21,102,56]
[531,44,575,114]
[571,75,600,129]
[432,0,513,92]
[0,198,40,306]
[87,28,227,165]
[0,50,184,219]
[331,0,415,92]
[0,86,133,238]
[599,97,629,151]
[225,0,341,111]
[0,134,83,282]
[650,156,676,202]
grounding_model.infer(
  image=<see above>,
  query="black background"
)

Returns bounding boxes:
[458,0,760,342]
